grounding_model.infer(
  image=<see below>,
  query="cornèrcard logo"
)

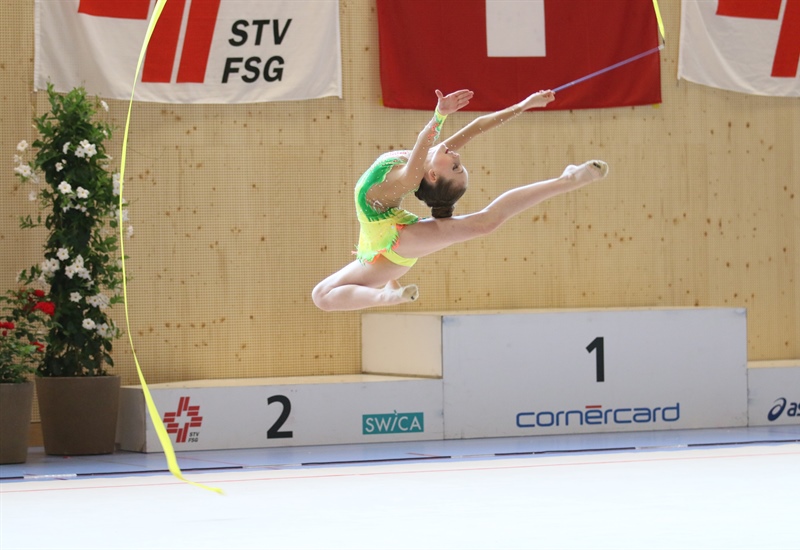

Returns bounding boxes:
[77,0,290,84]
[717,0,800,77]
[516,403,680,429]
[362,411,424,435]
[163,396,203,443]
[768,398,799,421]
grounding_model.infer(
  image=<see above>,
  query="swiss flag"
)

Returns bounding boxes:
[377,0,661,111]
[678,0,800,96]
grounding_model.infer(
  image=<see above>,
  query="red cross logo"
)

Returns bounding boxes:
[77,0,222,83]
[163,396,203,443]
[717,0,800,77]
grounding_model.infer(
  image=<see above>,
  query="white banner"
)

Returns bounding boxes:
[35,0,342,104]
[678,0,800,97]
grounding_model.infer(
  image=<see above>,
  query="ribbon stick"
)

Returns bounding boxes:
[553,44,665,93]
[554,0,665,94]
[117,0,223,495]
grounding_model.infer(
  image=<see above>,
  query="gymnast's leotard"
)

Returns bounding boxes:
[354,151,419,267]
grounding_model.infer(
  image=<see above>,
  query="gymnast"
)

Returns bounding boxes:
[312,89,608,311]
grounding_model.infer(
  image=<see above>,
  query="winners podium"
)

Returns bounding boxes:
[117,308,798,452]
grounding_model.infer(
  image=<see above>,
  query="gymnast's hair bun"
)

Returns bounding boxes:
[431,205,454,218]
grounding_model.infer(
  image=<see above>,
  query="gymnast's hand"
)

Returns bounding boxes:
[435,89,474,116]
[520,90,556,110]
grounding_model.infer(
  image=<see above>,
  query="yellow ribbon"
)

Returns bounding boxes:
[118,0,223,495]
[652,0,666,42]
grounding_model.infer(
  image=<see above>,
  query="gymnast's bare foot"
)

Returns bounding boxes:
[561,160,609,185]
[382,280,419,305]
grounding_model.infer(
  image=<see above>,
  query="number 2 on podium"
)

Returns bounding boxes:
[267,395,293,439]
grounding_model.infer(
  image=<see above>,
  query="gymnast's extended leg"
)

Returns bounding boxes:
[393,160,608,260]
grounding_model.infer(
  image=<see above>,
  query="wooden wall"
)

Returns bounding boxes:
[1,0,797,393]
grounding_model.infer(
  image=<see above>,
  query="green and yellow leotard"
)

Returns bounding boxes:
[354,151,419,267]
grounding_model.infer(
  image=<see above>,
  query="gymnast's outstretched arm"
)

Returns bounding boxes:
[444,90,556,152]
[393,89,474,193]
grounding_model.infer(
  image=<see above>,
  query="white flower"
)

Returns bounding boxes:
[56,248,70,260]
[96,323,118,339]
[100,100,109,112]
[66,258,88,280]
[58,181,72,194]
[77,139,97,158]
[17,140,28,152]
[55,161,64,172]
[76,187,89,199]
[126,225,134,238]
[14,164,32,178]
[82,318,97,330]
[41,258,60,274]
[87,293,110,310]
[112,173,121,196]
[13,154,22,164]
[62,142,71,154]
[121,209,129,222]
[28,190,38,201]
[69,292,82,303]
[96,323,110,338]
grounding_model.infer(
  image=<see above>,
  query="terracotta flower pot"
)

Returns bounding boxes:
[0,381,35,464]
[35,376,121,456]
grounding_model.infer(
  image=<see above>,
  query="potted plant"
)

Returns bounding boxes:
[12,84,132,456]
[0,287,54,463]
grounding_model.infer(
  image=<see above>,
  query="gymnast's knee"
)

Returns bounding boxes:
[311,282,333,311]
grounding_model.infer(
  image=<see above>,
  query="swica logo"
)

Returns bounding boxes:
[516,403,680,429]
[362,411,424,435]
[163,396,203,443]
[768,398,799,421]
[77,0,290,84]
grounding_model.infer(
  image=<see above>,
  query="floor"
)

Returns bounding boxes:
[2,426,799,550]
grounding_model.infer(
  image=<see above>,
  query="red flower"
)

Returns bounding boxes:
[34,302,56,317]
[33,289,46,298]
[0,321,15,330]
[31,341,45,352]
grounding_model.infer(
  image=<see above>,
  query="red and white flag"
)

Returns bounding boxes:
[377,0,662,111]
[34,0,341,104]
[678,0,800,96]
